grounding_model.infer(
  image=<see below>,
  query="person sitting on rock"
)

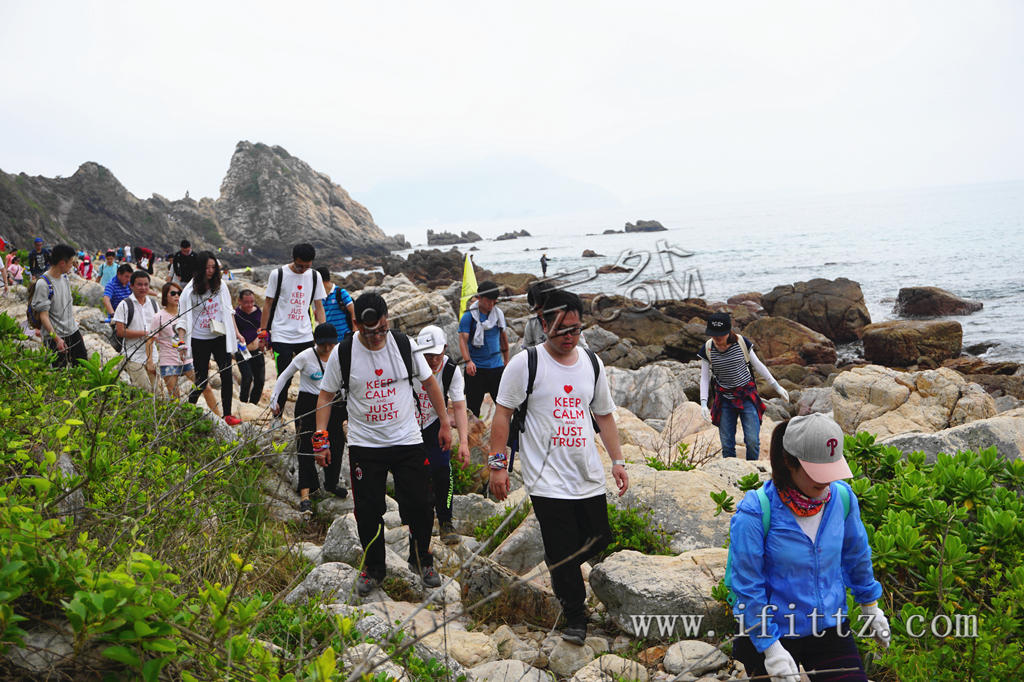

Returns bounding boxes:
[698,312,789,460]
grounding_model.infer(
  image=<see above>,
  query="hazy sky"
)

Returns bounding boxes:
[2,1,1022,230]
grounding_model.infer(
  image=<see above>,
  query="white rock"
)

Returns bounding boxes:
[573,653,649,682]
[471,659,553,682]
[662,640,728,676]
[548,640,596,678]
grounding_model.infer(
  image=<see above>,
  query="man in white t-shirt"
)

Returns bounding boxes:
[258,243,327,414]
[488,289,629,646]
[113,270,158,391]
[413,325,470,545]
[314,293,452,596]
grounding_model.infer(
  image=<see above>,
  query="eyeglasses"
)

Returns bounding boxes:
[168,291,181,297]
[362,325,389,337]
[552,325,585,337]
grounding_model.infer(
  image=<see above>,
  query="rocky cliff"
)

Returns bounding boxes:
[0,141,408,261]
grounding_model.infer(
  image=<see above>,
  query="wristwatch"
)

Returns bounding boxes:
[612,459,625,467]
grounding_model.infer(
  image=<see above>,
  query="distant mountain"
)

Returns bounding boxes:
[0,141,408,261]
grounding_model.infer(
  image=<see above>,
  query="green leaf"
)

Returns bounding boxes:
[101,644,141,667]
[142,657,169,682]
[141,637,177,653]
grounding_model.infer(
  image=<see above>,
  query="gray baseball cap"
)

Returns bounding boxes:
[782,413,853,482]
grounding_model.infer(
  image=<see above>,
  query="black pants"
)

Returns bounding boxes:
[421,418,453,524]
[294,391,346,493]
[236,352,265,404]
[733,625,867,681]
[272,341,313,413]
[349,443,434,581]
[465,365,504,417]
[531,494,611,625]
[45,330,88,369]
[189,337,233,416]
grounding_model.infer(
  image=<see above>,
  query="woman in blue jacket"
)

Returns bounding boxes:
[726,413,890,681]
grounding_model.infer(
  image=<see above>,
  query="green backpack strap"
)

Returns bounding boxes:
[837,481,851,519]
[755,485,771,535]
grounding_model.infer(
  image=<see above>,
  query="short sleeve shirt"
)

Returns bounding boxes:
[113,296,158,362]
[413,358,466,429]
[266,267,327,344]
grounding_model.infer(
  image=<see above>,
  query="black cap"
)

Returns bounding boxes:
[477,280,500,300]
[354,292,388,326]
[705,312,731,336]
[313,323,338,345]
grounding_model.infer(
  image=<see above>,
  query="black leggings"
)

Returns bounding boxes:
[465,365,504,417]
[733,625,867,681]
[236,352,265,404]
[189,337,233,416]
[294,391,346,493]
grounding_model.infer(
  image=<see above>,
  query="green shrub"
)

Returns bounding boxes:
[474,501,533,554]
[451,444,483,495]
[645,442,696,471]
[599,505,673,561]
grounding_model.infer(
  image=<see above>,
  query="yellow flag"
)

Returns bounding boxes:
[458,253,477,318]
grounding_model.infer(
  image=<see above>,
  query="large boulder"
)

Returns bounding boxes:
[583,326,651,370]
[605,362,693,421]
[882,408,1024,462]
[742,316,837,366]
[861,320,962,367]
[662,322,707,362]
[589,549,730,636]
[832,365,997,438]
[894,286,983,317]
[460,555,562,627]
[490,514,546,575]
[380,275,458,335]
[761,277,871,343]
[597,308,683,347]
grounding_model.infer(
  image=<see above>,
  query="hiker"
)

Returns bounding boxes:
[414,324,470,545]
[258,243,327,416]
[270,323,348,516]
[169,239,200,286]
[317,267,355,340]
[521,282,590,350]
[313,293,452,596]
[102,264,134,318]
[123,244,132,264]
[28,237,51,281]
[233,289,265,405]
[728,414,888,680]
[488,289,628,646]
[458,280,509,417]
[95,251,118,287]
[29,243,87,368]
[540,252,548,277]
[147,281,219,412]
[698,312,789,460]
[112,270,159,391]
[6,258,23,287]
[175,252,243,426]
[77,252,93,280]
[136,246,154,274]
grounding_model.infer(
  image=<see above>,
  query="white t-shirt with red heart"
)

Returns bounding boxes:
[320,332,433,448]
[496,345,616,500]
[266,266,327,344]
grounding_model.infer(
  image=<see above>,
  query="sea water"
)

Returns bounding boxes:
[393,181,1024,361]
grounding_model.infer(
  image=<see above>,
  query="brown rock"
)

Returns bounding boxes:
[461,555,562,627]
[894,286,983,317]
[656,298,714,323]
[597,264,632,274]
[762,277,871,343]
[942,357,1020,376]
[963,374,1024,400]
[637,645,668,666]
[861,320,962,367]
[662,322,708,361]
[728,292,763,306]
[595,308,683,347]
[489,271,537,296]
[743,316,838,366]
[581,249,603,258]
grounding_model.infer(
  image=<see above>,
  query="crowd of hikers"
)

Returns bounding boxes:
[10,234,891,679]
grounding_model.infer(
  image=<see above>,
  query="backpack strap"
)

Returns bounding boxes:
[149,297,158,314]
[441,357,456,407]
[584,347,602,434]
[525,345,538,398]
[337,335,354,393]
[391,330,422,418]
[309,269,320,321]
[704,336,754,379]
[755,485,771,535]
[836,481,851,519]
[266,267,283,331]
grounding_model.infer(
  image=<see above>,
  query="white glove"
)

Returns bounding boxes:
[774,384,790,402]
[860,603,891,648]
[763,640,800,682]
[700,403,711,422]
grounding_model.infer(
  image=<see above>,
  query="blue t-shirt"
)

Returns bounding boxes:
[104,278,131,313]
[459,308,505,368]
[323,286,353,337]
[97,263,119,287]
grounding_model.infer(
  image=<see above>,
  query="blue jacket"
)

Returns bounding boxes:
[727,480,882,652]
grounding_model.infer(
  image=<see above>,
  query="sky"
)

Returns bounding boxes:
[2,1,1022,232]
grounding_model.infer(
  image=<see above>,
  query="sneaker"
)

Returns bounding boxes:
[561,624,587,646]
[223,415,242,426]
[298,499,312,517]
[439,521,459,545]
[356,571,378,597]
[418,565,442,589]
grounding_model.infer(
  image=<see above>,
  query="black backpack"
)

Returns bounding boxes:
[334,287,355,335]
[507,346,603,456]
[440,356,457,407]
[266,266,321,332]
[110,297,159,352]
[336,330,421,418]
[26,275,54,329]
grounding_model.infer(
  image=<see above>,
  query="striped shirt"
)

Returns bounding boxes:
[698,336,755,395]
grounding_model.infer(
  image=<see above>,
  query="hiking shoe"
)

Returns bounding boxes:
[223,415,242,426]
[326,486,349,499]
[298,499,312,517]
[439,521,459,545]
[356,571,378,597]
[561,624,587,646]
[418,565,442,589]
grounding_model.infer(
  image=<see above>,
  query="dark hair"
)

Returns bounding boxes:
[130,270,150,286]
[769,419,802,492]
[727,331,738,345]
[117,263,134,275]
[540,289,584,328]
[161,281,182,306]
[292,243,316,262]
[354,292,388,326]
[477,280,500,300]
[238,288,255,301]
[50,243,76,264]
[180,239,191,248]
[316,266,332,282]
[192,251,221,296]
[105,250,116,259]
[527,281,553,310]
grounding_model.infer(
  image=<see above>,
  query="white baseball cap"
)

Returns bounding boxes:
[416,325,447,355]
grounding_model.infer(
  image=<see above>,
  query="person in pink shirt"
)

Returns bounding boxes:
[147,281,219,412]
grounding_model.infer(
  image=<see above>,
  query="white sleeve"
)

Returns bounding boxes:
[413,350,432,382]
[748,349,778,385]
[319,345,343,394]
[112,299,130,326]
[313,273,327,302]
[494,351,528,410]
[174,283,194,333]
[265,268,279,300]
[700,359,711,405]
[270,350,307,405]
[590,356,616,416]
[448,364,466,403]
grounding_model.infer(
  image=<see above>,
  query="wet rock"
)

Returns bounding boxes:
[893,286,983,317]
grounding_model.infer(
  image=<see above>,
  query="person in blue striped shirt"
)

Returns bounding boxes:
[102,264,134,317]
[317,267,355,340]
